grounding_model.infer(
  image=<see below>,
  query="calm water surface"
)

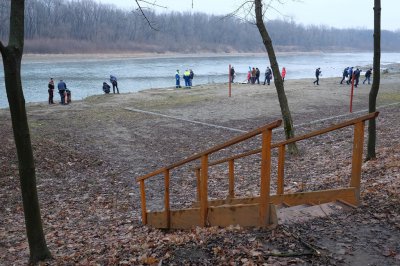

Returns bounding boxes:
[1,52,400,108]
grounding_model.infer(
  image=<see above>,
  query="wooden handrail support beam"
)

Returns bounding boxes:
[198,112,379,169]
[137,120,282,182]
[350,121,365,204]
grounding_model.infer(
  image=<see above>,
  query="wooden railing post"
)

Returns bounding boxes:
[228,159,235,198]
[277,145,285,195]
[350,121,365,205]
[196,168,201,202]
[139,180,147,225]
[164,169,171,228]
[200,155,209,227]
[259,129,272,226]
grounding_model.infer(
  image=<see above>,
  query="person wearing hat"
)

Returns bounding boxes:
[313,68,321,85]
[102,82,111,94]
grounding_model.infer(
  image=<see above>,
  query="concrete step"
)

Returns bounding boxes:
[277,201,352,225]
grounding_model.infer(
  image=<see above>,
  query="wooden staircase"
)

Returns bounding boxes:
[136,112,378,229]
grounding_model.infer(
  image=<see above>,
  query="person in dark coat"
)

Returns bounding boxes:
[189,69,194,87]
[263,67,272,85]
[363,68,372,84]
[340,67,349,84]
[255,68,260,84]
[109,75,119,94]
[313,68,321,85]
[103,82,111,94]
[354,68,361,87]
[230,67,235,83]
[48,78,55,104]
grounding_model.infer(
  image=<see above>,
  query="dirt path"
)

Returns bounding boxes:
[0,73,399,264]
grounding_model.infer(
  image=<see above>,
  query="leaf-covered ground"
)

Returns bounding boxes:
[1,76,399,265]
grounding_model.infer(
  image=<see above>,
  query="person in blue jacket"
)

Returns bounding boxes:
[340,67,349,84]
[175,70,181,88]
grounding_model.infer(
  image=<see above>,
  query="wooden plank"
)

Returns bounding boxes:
[171,208,201,229]
[208,203,261,227]
[270,187,358,206]
[350,121,365,204]
[164,169,170,228]
[139,180,147,225]
[259,129,272,225]
[277,145,285,195]
[228,159,235,198]
[195,169,201,202]
[200,155,209,227]
[147,210,167,228]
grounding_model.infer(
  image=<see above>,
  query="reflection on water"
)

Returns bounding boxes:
[1,53,400,108]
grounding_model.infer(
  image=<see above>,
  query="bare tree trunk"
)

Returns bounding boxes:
[254,0,298,154]
[366,0,381,161]
[0,0,52,263]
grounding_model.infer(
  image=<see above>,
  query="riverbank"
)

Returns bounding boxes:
[1,75,399,264]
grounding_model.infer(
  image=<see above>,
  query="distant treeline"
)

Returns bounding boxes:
[1,0,400,53]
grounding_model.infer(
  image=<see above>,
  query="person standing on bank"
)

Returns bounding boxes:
[264,67,272,85]
[313,68,321,85]
[340,67,349,84]
[48,78,54,104]
[281,67,286,82]
[175,70,181,88]
[255,68,260,84]
[57,79,67,104]
[354,68,361,87]
[230,66,235,83]
[363,68,372,84]
[109,75,119,94]
[189,69,194,87]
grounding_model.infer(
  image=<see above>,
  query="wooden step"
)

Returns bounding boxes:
[277,201,351,225]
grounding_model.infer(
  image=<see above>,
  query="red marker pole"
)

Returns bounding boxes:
[228,64,232,97]
[349,73,355,113]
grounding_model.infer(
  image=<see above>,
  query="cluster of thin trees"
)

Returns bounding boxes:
[0,0,398,53]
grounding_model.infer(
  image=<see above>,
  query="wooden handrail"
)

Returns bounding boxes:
[136,120,282,182]
[195,112,379,170]
[273,112,378,147]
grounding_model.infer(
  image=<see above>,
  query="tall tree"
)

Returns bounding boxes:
[254,0,298,154]
[366,0,381,160]
[0,0,52,263]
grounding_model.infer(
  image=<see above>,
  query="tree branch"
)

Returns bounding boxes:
[135,0,159,31]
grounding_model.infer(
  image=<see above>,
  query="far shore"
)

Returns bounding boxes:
[21,51,370,61]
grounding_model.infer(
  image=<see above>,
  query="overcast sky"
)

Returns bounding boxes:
[95,0,399,31]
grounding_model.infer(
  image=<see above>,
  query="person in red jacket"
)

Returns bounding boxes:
[281,67,286,82]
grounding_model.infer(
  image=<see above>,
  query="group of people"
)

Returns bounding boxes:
[103,75,119,94]
[340,67,372,87]
[175,69,194,88]
[48,78,71,105]
[244,66,286,85]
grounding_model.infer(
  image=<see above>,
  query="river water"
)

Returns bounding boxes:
[1,52,400,108]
